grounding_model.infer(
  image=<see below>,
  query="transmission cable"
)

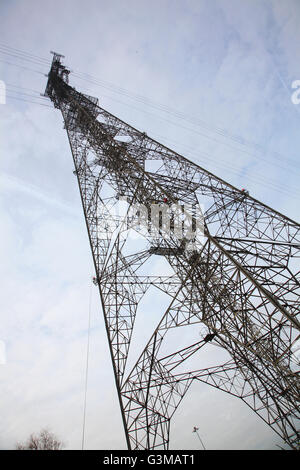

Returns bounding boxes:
[2,45,299,197]
[1,43,298,171]
[0,58,46,75]
[70,83,300,198]
[4,82,300,198]
[6,94,52,108]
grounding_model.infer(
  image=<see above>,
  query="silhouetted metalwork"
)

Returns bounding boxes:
[45,53,300,450]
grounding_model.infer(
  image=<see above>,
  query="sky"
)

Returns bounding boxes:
[0,0,300,450]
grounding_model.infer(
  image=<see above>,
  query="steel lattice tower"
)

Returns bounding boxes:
[45,53,300,450]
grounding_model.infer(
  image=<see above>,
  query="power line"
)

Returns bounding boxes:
[0,43,51,65]
[150,132,300,199]
[4,80,300,198]
[2,44,299,199]
[6,94,52,108]
[1,42,298,171]
[72,73,299,170]
[0,58,46,75]
[0,48,50,68]
[7,89,48,101]
[72,86,299,198]
[71,76,300,173]
[6,82,48,95]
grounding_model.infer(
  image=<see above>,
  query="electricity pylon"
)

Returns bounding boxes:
[45,53,300,450]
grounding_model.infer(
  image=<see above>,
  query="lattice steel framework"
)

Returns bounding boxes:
[45,54,300,450]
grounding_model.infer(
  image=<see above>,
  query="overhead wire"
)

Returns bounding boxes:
[1,43,299,198]
[5,84,52,106]
[1,44,299,169]
[0,43,51,66]
[6,94,52,108]
[7,88,48,101]
[1,46,94,445]
[147,129,300,199]
[83,83,296,175]
[5,84,300,197]
[0,58,46,75]
[1,43,298,169]
[71,71,299,170]
[6,82,48,95]
[0,48,51,68]
[69,81,300,198]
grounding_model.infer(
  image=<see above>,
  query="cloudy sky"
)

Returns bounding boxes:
[0,0,299,450]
